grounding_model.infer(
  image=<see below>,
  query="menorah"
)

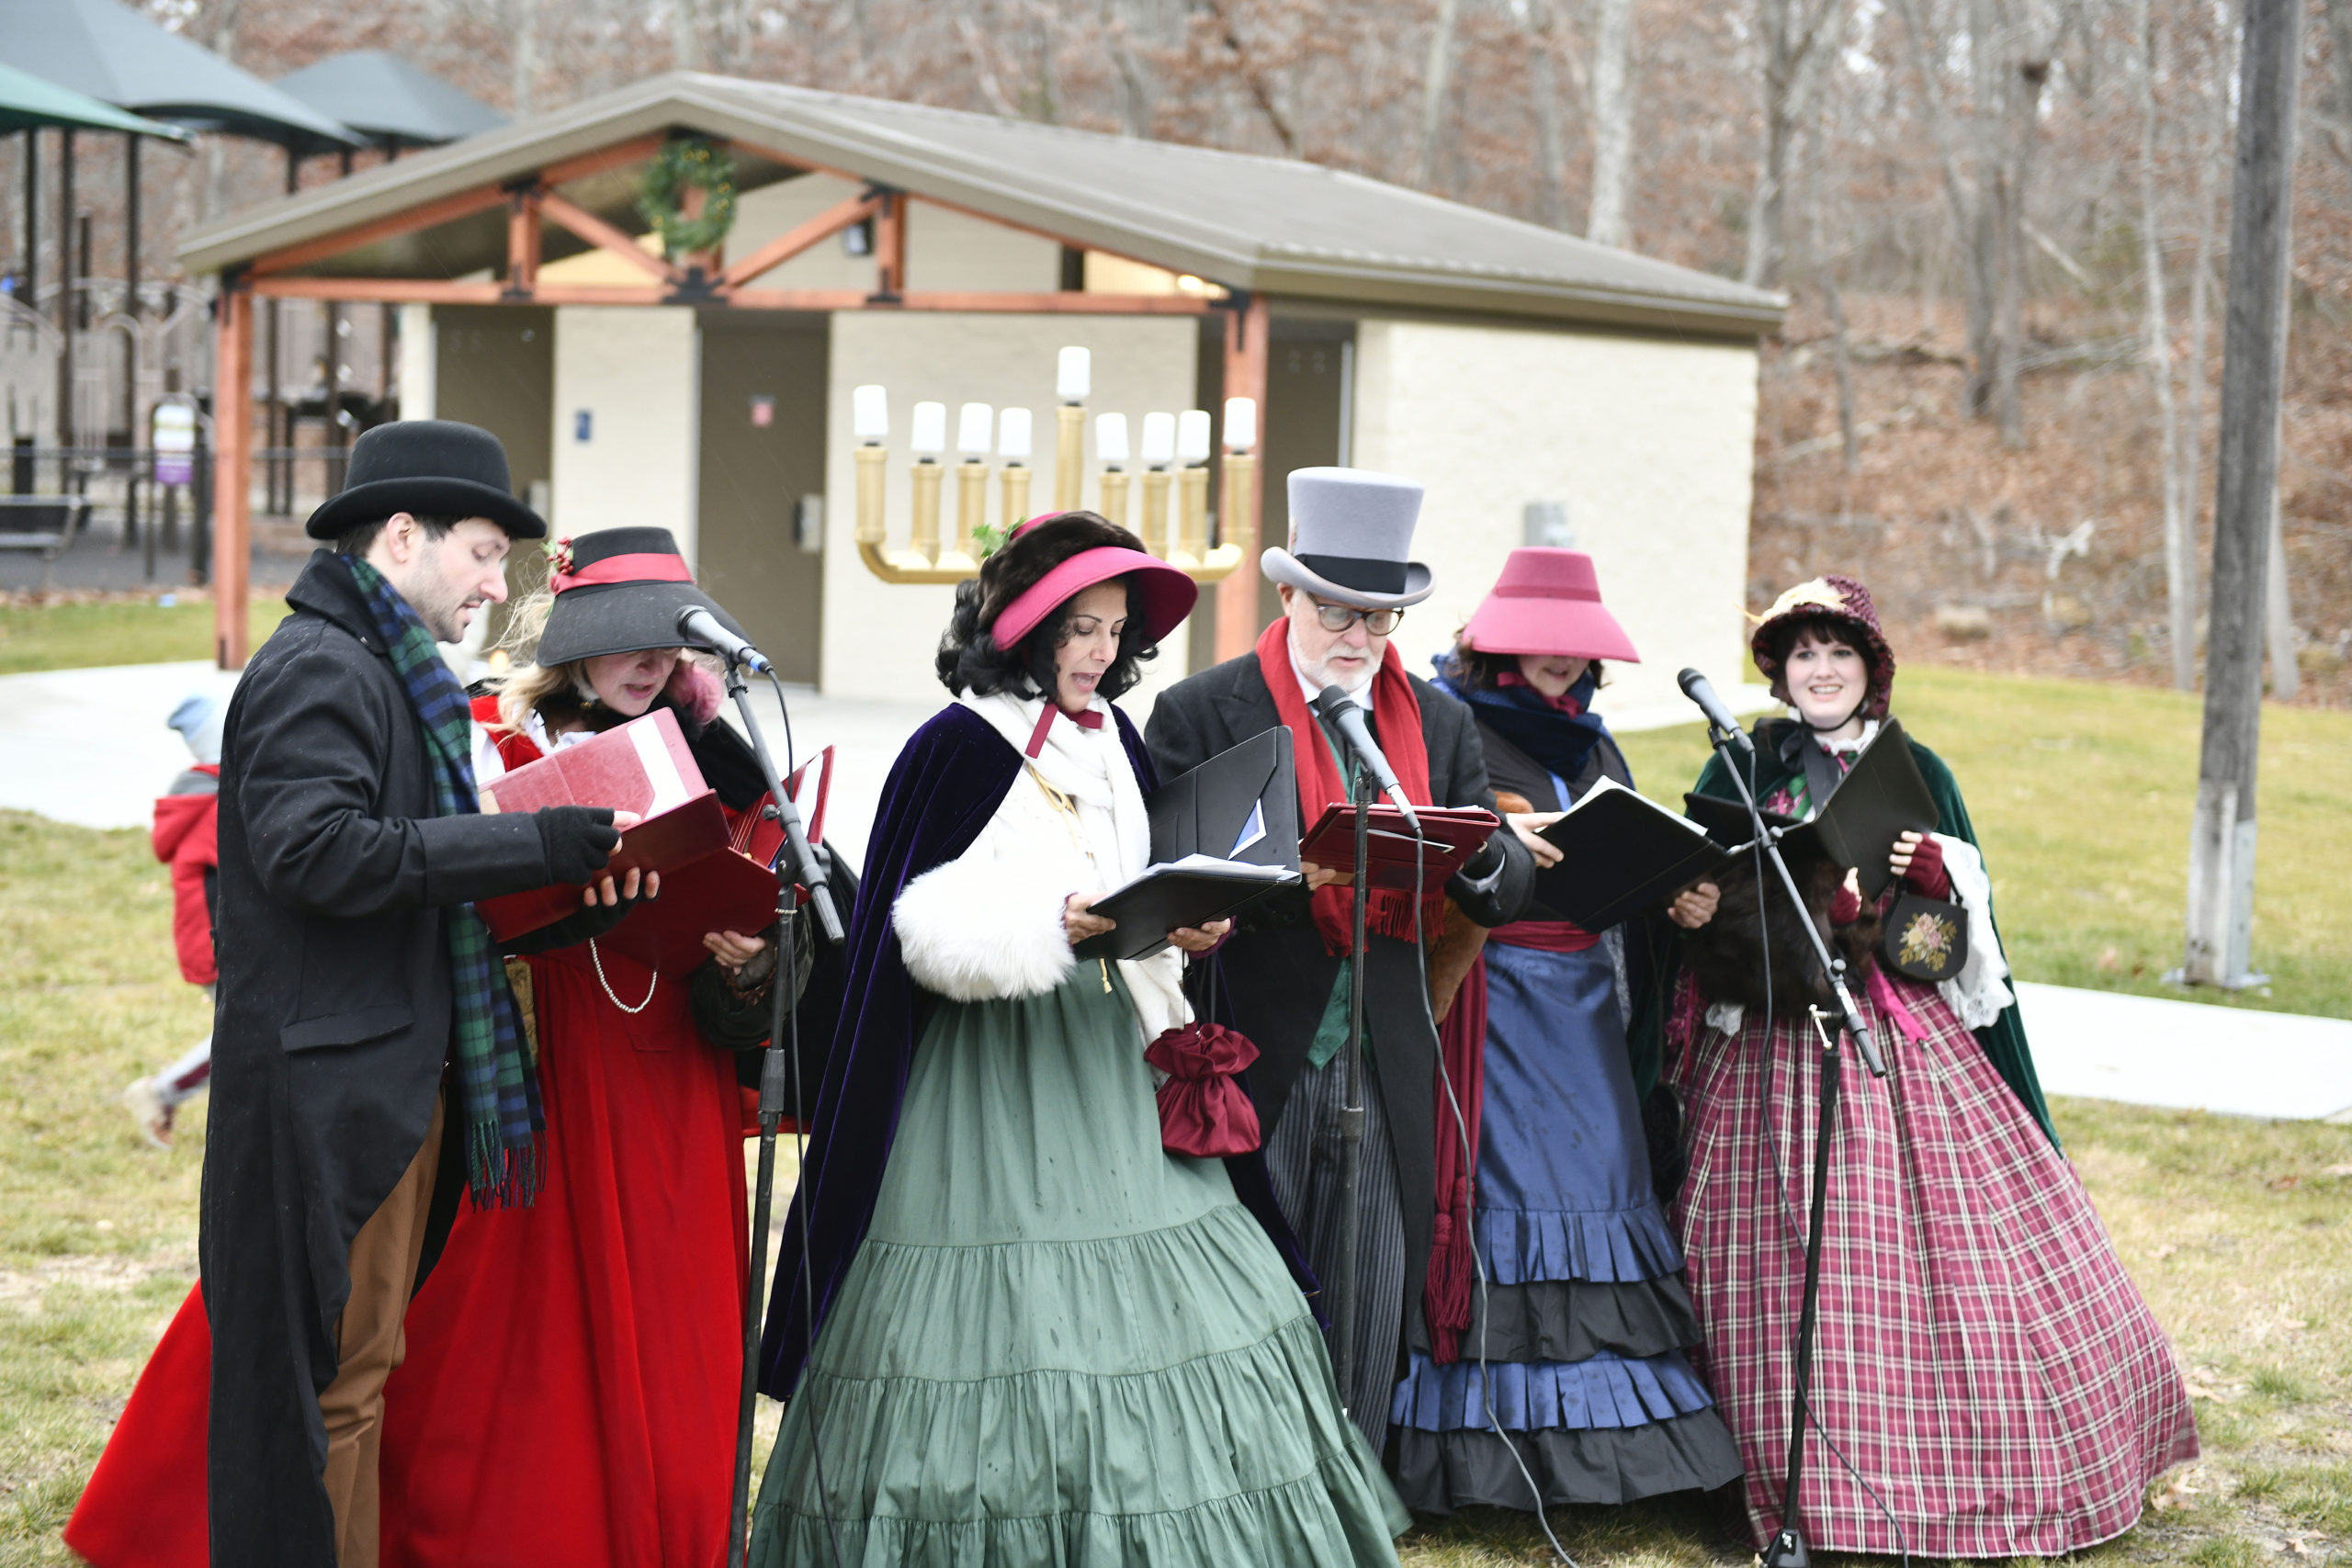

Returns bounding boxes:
[852,346,1256,585]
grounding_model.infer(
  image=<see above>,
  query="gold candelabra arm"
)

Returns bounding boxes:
[1138,468,1172,558]
[909,460,944,566]
[1054,404,1085,513]
[1173,465,1211,569]
[1217,451,1258,558]
[937,458,987,573]
[1001,464,1032,533]
[1099,468,1130,531]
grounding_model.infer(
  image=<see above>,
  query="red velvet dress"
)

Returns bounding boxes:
[65,701,753,1568]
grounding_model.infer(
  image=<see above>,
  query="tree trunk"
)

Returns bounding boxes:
[1102,0,1157,138]
[673,0,702,70]
[1416,0,1463,187]
[2267,480,2298,698]
[2179,25,2233,682]
[2138,0,2191,689]
[1891,0,1995,413]
[1993,56,2049,447]
[511,0,539,118]
[1587,0,1636,245]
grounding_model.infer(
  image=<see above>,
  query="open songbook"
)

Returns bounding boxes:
[1679,717,1939,901]
[1531,777,1734,931]
[1071,730,1306,962]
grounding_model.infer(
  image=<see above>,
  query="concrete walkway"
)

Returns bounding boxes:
[6,659,2347,1122]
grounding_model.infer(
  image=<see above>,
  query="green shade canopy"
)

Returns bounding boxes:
[0,0,356,148]
[272,52,504,150]
[0,58,187,139]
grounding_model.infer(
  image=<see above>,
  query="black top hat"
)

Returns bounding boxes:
[532,527,750,667]
[303,420,548,541]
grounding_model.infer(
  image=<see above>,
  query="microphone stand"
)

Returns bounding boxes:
[721,663,842,1568]
[1327,758,1375,1416]
[1699,717,1885,1568]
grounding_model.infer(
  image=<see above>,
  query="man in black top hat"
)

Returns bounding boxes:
[1146,467,1535,1448]
[203,420,639,1568]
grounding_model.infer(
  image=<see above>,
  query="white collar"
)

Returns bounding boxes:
[1289,629,1374,710]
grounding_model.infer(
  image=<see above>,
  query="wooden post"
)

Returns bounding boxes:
[124,133,140,452]
[55,129,74,452]
[1214,294,1270,662]
[213,284,254,670]
[871,191,906,300]
[2180,0,2302,987]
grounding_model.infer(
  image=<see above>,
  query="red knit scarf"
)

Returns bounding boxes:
[1254,617,1438,956]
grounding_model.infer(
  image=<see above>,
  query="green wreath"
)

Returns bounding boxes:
[637,138,738,259]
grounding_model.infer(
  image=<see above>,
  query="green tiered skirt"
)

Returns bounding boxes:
[750,963,1408,1566]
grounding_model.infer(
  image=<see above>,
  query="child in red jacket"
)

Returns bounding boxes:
[123,692,227,1147]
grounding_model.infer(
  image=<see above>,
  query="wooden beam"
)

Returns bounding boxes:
[504,189,540,299]
[872,191,906,299]
[1215,294,1271,661]
[212,286,253,669]
[894,290,1215,314]
[726,287,877,311]
[720,192,881,288]
[249,182,508,277]
[537,133,669,190]
[528,283,683,306]
[537,189,678,283]
[251,277,508,304]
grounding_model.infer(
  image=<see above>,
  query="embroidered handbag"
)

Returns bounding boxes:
[1143,1020,1261,1157]
[1882,891,1968,983]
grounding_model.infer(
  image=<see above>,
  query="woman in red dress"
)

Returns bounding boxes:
[67,529,799,1568]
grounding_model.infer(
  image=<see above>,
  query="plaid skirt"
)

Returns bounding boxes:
[1664,969,2198,1557]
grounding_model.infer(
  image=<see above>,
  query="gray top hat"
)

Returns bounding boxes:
[1261,467,1435,609]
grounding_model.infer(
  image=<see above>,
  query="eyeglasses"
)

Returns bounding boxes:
[1310,600,1404,637]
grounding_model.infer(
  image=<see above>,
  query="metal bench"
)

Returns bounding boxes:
[0,495,94,593]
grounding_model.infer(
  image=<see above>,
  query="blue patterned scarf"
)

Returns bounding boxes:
[344,556,542,1206]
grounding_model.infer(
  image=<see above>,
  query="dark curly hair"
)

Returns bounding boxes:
[1442,641,1608,694]
[935,512,1161,701]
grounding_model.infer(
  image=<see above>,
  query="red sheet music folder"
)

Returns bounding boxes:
[1296,803,1498,894]
[476,709,732,948]
[594,747,835,975]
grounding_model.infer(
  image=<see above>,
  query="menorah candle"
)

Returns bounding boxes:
[1054,347,1090,511]
[1175,410,1213,566]
[1221,396,1257,452]
[1137,412,1176,557]
[1095,412,1131,529]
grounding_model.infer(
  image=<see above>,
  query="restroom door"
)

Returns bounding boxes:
[696,311,828,684]
[1257,320,1355,629]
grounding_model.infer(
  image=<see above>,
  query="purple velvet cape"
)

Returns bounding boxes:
[757,702,1315,1400]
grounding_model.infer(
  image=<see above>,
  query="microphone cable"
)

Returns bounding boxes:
[1733,743,1909,1568]
[754,671,844,1568]
[1411,826,1580,1568]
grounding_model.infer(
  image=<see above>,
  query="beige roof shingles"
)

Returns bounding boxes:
[180,73,1783,338]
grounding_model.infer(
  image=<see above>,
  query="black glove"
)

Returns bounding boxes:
[535,805,621,885]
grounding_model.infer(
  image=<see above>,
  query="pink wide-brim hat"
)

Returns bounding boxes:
[1460,547,1641,662]
[988,519,1199,649]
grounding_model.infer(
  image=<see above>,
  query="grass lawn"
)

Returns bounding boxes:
[3,667,2348,1563]
[0,599,293,677]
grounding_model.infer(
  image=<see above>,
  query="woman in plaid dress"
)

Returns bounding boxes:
[1653,576,2197,1557]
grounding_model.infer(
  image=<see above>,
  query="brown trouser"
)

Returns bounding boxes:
[319,1093,444,1568]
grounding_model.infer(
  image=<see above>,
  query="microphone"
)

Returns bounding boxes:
[1677,667,1752,754]
[1312,683,1421,836]
[677,605,772,674]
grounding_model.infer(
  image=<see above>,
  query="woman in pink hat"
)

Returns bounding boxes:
[1388,547,1744,1513]
[747,513,1406,1565]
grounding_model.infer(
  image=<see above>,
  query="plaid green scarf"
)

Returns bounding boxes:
[344,556,543,1206]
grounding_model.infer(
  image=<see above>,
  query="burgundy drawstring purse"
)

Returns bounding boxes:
[1143,1015,1261,1157]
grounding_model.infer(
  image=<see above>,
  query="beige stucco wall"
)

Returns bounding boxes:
[396,303,435,418]
[723,175,1060,294]
[549,306,702,559]
[1349,318,1759,717]
[820,311,1198,705]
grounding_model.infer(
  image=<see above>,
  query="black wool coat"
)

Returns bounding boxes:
[200,551,559,1568]
[1144,650,1534,1325]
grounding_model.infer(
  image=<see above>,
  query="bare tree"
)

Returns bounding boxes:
[1416,0,1463,186]
[2137,0,2190,687]
[1741,0,1844,287]
[1587,0,1636,244]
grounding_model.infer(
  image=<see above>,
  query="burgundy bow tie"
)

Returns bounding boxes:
[1026,703,1104,757]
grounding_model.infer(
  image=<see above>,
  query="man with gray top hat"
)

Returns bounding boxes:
[203,420,649,1568]
[1147,466,1538,1449]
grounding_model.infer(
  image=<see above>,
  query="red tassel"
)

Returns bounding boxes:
[1425,1181,1476,1363]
